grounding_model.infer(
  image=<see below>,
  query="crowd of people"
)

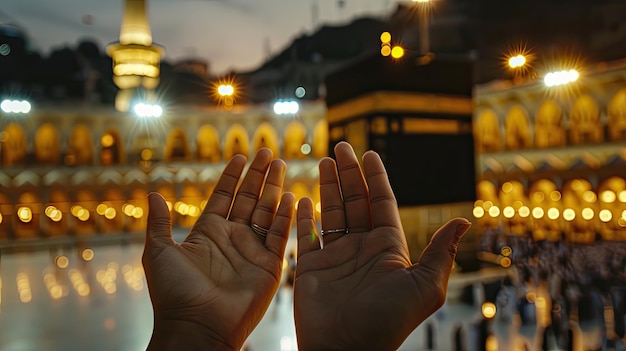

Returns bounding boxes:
[481,226,626,350]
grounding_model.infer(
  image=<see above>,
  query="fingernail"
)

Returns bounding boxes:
[455,220,472,238]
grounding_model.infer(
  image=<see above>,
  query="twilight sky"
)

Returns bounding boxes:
[2,0,396,74]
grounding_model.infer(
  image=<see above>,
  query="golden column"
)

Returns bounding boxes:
[107,0,164,112]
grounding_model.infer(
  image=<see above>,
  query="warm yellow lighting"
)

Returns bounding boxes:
[412,0,430,2]
[380,45,391,57]
[96,204,108,215]
[508,55,526,68]
[113,63,159,78]
[81,248,95,262]
[501,182,513,194]
[474,200,484,208]
[104,208,117,220]
[17,207,32,223]
[17,273,32,303]
[101,134,114,147]
[549,191,561,202]
[503,206,515,219]
[473,206,485,218]
[582,207,594,220]
[488,206,500,218]
[583,191,597,203]
[482,201,493,210]
[518,206,530,218]
[46,206,62,222]
[563,208,576,221]
[380,32,391,44]
[77,209,90,221]
[482,302,496,319]
[315,202,322,213]
[622,210,626,221]
[500,257,512,268]
[55,255,70,269]
[141,149,153,161]
[619,190,626,203]
[599,209,613,223]
[600,190,616,203]
[544,69,579,87]
[391,46,405,59]
[132,207,145,219]
[531,192,545,202]
[123,203,135,217]
[526,292,536,303]
[0,213,3,224]
[500,246,512,257]
[217,84,234,97]
[547,207,560,220]
[532,207,544,219]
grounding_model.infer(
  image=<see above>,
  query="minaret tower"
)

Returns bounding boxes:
[107,0,164,112]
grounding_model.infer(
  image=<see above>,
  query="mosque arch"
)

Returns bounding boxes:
[504,105,531,150]
[164,128,191,161]
[1,123,27,166]
[126,188,149,232]
[34,123,61,164]
[14,192,41,239]
[45,190,70,237]
[100,189,125,233]
[196,125,221,163]
[74,189,98,236]
[474,109,501,153]
[100,129,124,165]
[569,94,603,144]
[608,88,626,141]
[535,99,565,148]
[283,121,308,160]
[498,180,529,235]
[252,122,280,157]
[66,124,93,166]
[528,179,561,241]
[596,177,625,240]
[131,132,159,165]
[0,193,12,239]
[475,180,500,229]
[312,120,329,159]
[224,124,250,160]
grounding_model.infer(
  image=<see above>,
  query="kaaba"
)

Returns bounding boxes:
[325,52,477,207]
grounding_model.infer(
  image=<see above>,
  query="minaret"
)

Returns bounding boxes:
[107,0,164,112]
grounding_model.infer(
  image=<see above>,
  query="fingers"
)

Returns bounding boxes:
[296,197,319,256]
[249,159,286,238]
[145,192,175,249]
[319,157,346,247]
[264,192,295,257]
[412,218,472,284]
[229,148,274,224]
[362,150,404,233]
[201,154,248,218]
[333,142,372,234]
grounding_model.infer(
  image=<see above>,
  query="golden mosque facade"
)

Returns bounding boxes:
[2,59,626,243]
[1,0,625,246]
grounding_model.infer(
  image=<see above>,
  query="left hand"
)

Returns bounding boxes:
[142,149,295,351]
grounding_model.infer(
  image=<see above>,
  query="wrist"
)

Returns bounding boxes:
[147,319,239,351]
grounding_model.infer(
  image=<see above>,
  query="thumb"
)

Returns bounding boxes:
[413,217,471,284]
[145,192,174,248]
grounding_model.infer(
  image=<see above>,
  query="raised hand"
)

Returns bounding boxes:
[143,149,295,351]
[294,141,471,351]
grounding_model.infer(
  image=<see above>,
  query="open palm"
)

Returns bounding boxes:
[294,142,471,351]
[143,149,294,351]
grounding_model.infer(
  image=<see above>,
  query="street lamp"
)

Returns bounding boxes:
[544,69,579,87]
[1,99,31,114]
[508,55,527,69]
[412,0,432,55]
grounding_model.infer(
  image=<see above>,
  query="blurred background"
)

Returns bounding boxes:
[0,0,625,350]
